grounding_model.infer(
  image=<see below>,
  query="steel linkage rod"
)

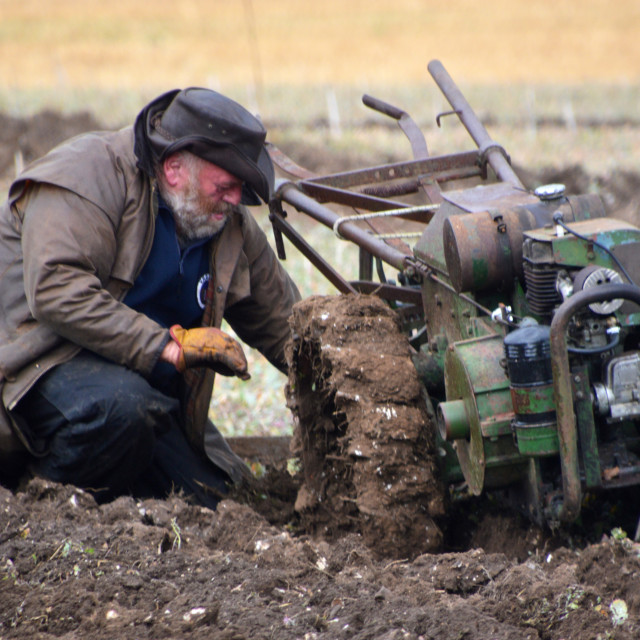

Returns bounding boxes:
[305,150,482,190]
[275,180,410,272]
[269,207,357,294]
[428,59,524,189]
[332,203,439,239]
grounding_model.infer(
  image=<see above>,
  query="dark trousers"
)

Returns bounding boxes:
[15,351,229,509]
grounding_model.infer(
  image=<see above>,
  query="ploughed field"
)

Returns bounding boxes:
[1,111,640,640]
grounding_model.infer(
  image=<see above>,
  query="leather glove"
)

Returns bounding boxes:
[169,325,250,380]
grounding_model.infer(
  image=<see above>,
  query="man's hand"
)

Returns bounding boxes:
[166,325,250,380]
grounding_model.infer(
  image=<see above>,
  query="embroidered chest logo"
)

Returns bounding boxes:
[196,273,210,310]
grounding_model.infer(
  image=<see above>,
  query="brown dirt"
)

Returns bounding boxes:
[1,111,640,639]
[2,477,640,639]
[286,294,445,560]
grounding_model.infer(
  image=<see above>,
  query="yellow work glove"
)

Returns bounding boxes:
[169,325,251,380]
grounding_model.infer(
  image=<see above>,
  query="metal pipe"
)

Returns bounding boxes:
[362,93,429,160]
[427,59,524,189]
[269,210,357,294]
[276,179,410,272]
[549,283,640,522]
[306,150,481,190]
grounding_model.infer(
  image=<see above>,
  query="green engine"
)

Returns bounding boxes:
[414,180,640,525]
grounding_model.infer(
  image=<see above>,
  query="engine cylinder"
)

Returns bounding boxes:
[504,324,559,456]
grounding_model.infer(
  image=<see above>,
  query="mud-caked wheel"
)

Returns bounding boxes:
[286,294,446,559]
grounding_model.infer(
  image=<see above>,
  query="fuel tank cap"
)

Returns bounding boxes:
[534,183,566,201]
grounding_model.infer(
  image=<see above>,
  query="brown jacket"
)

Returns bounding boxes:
[0,126,299,475]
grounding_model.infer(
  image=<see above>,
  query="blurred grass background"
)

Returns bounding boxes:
[2,0,639,435]
[2,0,638,88]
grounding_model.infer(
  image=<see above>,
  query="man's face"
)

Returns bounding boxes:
[159,153,244,245]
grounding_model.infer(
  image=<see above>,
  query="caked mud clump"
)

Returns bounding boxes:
[286,294,446,559]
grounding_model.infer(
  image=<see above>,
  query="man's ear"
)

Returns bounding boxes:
[162,154,187,189]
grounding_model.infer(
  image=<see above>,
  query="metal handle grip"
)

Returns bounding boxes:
[362,94,405,120]
[427,59,523,188]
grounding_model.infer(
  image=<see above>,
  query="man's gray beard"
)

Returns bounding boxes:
[159,182,232,247]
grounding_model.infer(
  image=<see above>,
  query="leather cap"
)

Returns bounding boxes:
[134,88,274,205]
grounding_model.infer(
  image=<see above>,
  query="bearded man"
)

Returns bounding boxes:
[0,88,300,507]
